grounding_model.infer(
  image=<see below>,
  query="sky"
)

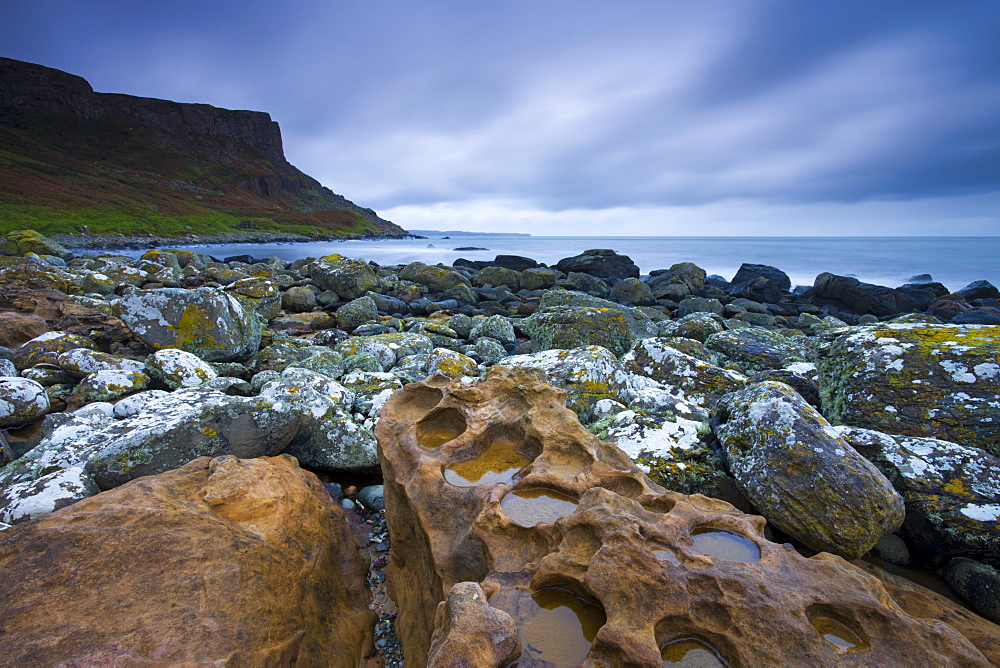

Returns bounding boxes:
[3,0,1000,236]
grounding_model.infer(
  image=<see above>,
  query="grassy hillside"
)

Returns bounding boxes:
[0,60,405,238]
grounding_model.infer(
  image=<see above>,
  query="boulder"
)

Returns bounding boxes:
[336,332,434,372]
[554,249,639,279]
[16,388,298,490]
[727,263,791,303]
[282,285,318,312]
[468,314,516,345]
[945,559,1000,625]
[646,262,706,299]
[837,426,1000,566]
[520,267,557,290]
[712,381,904,559]
[522,306,635,357]
[0,455,374,665]
[676,297,724,318]
[376,368,995,666]
[0,377,49,426]
[957,280,1000,302]
[335,295,379,329]
[0,229,72,261]
[537,288,656,338]
[624,338,746,409]
[113,287,261,362]
[12,330,96,369]
[145,347,218,389]
[808,272,917,316]
[400,262,472,292]
[472,265,521,291]
[705,327,811,374]
[223,276,282,320]
[56,348,144,376]
[73,368,150,403]
[0,466,99,524]
[499,346,636,420]
[816,324,1000,456]
[259,369,377,473]
[657,312,725,342]
[309,253,380,299]
[0,311,49,348]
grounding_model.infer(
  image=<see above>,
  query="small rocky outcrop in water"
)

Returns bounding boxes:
[376,367,997,665]
[0,455,374,665]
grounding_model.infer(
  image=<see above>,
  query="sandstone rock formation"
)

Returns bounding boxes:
[376,367,997,666]
[0,455,374,665]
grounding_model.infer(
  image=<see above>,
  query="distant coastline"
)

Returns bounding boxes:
[407,229,531,237]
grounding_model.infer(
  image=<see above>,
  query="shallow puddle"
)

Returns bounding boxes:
[501,488,579,527]
[652,547,681,566]
[507,588,606,667]
[661,637,729,667]
[691,527,760,562]
[809,614,867,655]
[444,438,532,486]
[416,408,466,448]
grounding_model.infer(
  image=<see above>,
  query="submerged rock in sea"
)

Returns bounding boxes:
[0,455,374,665]
[376,368,997,666]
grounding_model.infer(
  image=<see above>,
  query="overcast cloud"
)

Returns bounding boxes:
[3,0,999,235]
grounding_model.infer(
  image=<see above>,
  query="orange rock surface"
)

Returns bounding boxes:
[0,454,375,666]
[376,367,999,666]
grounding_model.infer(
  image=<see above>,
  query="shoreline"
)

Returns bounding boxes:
[49,231,417,252]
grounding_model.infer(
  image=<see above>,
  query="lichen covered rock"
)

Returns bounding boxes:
[12,330,97,370]
[113,287,261,362]
[705,327,811,374]
[0,455,374,665]
[76,388,300,489]
[0,466,99,524]
[499,345,636,420]
[309,253,380,299]
[838,426,1000,566]
[624,338,747,409]
[522,305,636,357]
[0,376,50,427]
[816,324,1000,456]
[145,348,218,389]
[712,381,904,559]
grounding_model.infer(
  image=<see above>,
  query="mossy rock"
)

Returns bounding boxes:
[712,381,904,560]
[623,338,746,410]
[816,324,1000,456]
[523,306,635,358]
[310,254,380,300]
[0,230,72,261]
[705,327,810,374]
[399,262,471,293]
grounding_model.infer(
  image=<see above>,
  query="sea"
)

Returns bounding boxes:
[118,236,999,293]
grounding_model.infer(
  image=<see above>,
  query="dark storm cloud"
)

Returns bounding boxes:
[2,0,998,233]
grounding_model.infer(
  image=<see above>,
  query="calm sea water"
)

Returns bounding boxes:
[119,236,998,293]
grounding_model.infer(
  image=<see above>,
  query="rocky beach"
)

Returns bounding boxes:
[1,229,999,666]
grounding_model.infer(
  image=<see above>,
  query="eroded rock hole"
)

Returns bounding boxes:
[806,605,869,655]
[443,438,533,487]
[415,407,467,448]
[502,587,606,667]
[660,637,731,666]
[500,488,579,527]
[690,526,760,562]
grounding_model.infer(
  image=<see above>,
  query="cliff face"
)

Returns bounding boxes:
[0,57,405,236]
